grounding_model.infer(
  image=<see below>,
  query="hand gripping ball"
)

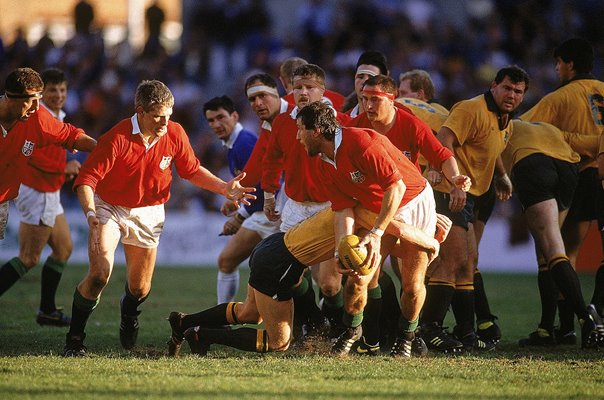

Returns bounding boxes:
[337,234,371,275]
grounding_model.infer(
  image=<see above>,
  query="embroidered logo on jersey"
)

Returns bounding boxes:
[350,171,365,183]
[589,94,604,125]
[159,156,172,170]
[21,140,35,156]
[403,150,412,160]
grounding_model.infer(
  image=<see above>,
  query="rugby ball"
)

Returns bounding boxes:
[338,235,371,275]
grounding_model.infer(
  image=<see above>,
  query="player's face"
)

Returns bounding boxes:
[139,104,172,138]
[555,57,574,82]
[354,65,380,98]
[205,108,238,141]
[293,76,324,108]
[296,118,320,156]
[42,82,67,114]
[490,76,526,114]
[362,85,394,123]
[8,89,42,122]
[398,79,420,99]
[248,88,280,122]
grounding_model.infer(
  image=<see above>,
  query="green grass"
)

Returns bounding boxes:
[1,265,604,399]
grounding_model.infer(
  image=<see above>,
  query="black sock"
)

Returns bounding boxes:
[537,266,558,332]
[182,303,231,330]
[378,272,400,346]
[0,258,28,297]
[68,288,99,337]
[199,326,269,352]
[473,270,492,321]
[558,297,575,333]
[451,285,475,336]
[120,283,147,316]
[549,257,589,321]
[293,277,323,323]
[322,288,343,326]
[362,285,382,346]
[421,281,455,326]
[591,261,604,313]
[39,257,66,313]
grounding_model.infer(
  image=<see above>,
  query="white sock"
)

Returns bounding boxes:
[217,270,240,304]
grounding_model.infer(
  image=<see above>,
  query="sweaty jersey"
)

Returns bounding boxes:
[240,99,292,188]
[521,75,604,168]
[75,115,200,208]
[262,107,350,202]
[434,91,513,196]
[347,106,452,171]
[501,120,581,172]
[317,127,427,213]
[0,106,84,202]
[395,97,449,132]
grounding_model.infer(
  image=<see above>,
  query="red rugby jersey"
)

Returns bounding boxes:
[74,116,200,208]
[318,127,426,213]
[348,107,452,170]
[0,106,83,202]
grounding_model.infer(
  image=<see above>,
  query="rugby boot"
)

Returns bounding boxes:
[351,336,380,356]
[63,332,87,357]
[166,311,186,357]
[390,335,428,358]
[184,327,210,356]
[119,311,141,350]
[518,328,555,347]
[36,308,71,327]
[419,323,463,354]
[331,325,362,356]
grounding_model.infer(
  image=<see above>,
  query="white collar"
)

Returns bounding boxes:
[131,114,160,150]
[319,127,342,168]
[222,123,243,149]
[261,99,289,131]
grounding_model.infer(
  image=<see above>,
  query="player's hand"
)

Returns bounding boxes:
[87,213,100,255]
[495,173,513,201]
[225,172,256,207]
[435,213,452,243]
[221,214,243,236]
[448,187,467,213]
[358,231,382,273]
[452,174,472,192]
[220,200,238,217]
[65,159,81,181]
[427,239,440,265]
[263,195,280,221]
[427,168,443,187]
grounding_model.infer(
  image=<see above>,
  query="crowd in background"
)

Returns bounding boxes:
[0,0,602,217]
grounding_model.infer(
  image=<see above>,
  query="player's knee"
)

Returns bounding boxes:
[128,285,150,300]
[88,273,110,292]
[267,336,291,352]
[217,253,238,273]
[402,280,425,299]
[19,254,41,269]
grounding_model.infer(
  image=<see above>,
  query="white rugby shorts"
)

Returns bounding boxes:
[241,211,281,239]
[15,184,64,227]
[394,182,437,236]
[279,198,330,232]
[95,195,165,249]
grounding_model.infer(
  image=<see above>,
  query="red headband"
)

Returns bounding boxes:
[362,89,395,101]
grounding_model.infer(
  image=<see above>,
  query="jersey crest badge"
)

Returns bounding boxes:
[159,156,172,170]
[21,140,35,156]
[350,170,365,184]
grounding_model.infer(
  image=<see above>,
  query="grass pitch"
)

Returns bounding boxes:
[1,265,603,399]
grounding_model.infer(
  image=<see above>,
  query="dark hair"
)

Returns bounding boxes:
[203,95,236,115]
[356,50,389,76]
[292,64,326,86]
[554,37,594,73]
[363,75,398,97]
[41,68,66,86]
[244,73,278,93]
[493,65,530,92]
[4,67,43,94]
[296,101,339,141]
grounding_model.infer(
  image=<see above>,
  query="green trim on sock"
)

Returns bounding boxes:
[324,288,344,308]
[74,288,99,312]
[8,257,28,277]
[342,311,363,328]
[45,256,67,274]
[367,285,382,300]
[291,275,309,297]
[399,318,419,333]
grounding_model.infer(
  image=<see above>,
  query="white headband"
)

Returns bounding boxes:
[356,68,379,77]
[247,85,279,98]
